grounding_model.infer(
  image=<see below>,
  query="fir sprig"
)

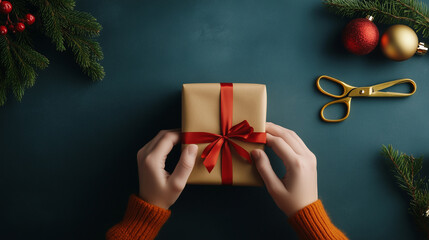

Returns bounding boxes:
[0,0,104,106]
[381,145,429,237]
[35,0,104,80]
[0,35,49,105]
[324,0,429,38]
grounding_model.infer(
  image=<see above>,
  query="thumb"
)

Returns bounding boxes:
[168,144,198,190]
[252,149,287,197]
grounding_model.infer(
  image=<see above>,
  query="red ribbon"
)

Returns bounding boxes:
[182,83,266,185]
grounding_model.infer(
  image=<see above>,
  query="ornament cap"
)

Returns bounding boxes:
[416,42,427,55]
[366,15,374,22]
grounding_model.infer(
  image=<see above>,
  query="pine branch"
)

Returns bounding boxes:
[0,0,105,106]
[382,145,429,237]
[0,65,7,106]
[37,0,66,51]
[0,35,49,103]
[324,0,429,39]
[34,0,104,81]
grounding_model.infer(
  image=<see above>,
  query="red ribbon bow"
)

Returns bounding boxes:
[182,83,266,185]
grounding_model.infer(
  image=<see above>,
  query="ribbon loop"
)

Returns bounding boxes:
[227,120,254,139]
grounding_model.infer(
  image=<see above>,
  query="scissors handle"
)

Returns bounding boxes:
[316,75,355,98]
[320,97,352,123]
[370,79,417,97]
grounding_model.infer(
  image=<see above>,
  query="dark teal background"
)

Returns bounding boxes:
[1,0,428,239]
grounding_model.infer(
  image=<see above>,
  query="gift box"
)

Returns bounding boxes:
[182,83,267,186]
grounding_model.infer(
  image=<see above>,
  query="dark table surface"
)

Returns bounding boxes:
[1,0,428,239]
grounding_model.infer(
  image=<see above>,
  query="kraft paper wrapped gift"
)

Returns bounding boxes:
[182,83,267,186]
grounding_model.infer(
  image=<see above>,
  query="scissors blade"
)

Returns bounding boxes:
[370,91,415,97]
[370,79,416,97]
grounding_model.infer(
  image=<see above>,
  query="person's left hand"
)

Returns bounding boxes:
[137,129,198,209]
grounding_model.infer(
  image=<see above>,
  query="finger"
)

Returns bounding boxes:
[252,149,288,196]
[148,129,180,152]
[266,133,298,168]
[150,130,181,161]
[138,129,179,158]
[169,144,198,191]
[266,122,308,154]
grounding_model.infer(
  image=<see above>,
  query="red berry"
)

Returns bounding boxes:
[15,22,25,32]
[0,1,12,14]
[25,14,35,25]
[0,25,7,35]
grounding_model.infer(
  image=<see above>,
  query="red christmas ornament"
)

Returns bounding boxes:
[342,15,379,55]
[25,14,35,25]
[0,25,7,35]
[15,22,25,32]
[0,1,12,14]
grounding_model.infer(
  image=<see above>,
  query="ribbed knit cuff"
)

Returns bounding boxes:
[106,194,171,240]
[288,200,348,240]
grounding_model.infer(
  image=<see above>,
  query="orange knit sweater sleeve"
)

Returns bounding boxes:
[107,196,347,240]
[106,194,171,240]
[289,200,348,240]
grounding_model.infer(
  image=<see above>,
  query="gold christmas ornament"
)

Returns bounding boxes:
[380,24,427,61]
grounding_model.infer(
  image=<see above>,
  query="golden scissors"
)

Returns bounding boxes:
[316,75,417,123]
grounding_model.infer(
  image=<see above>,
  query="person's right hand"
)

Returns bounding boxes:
[251,122,318,217]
